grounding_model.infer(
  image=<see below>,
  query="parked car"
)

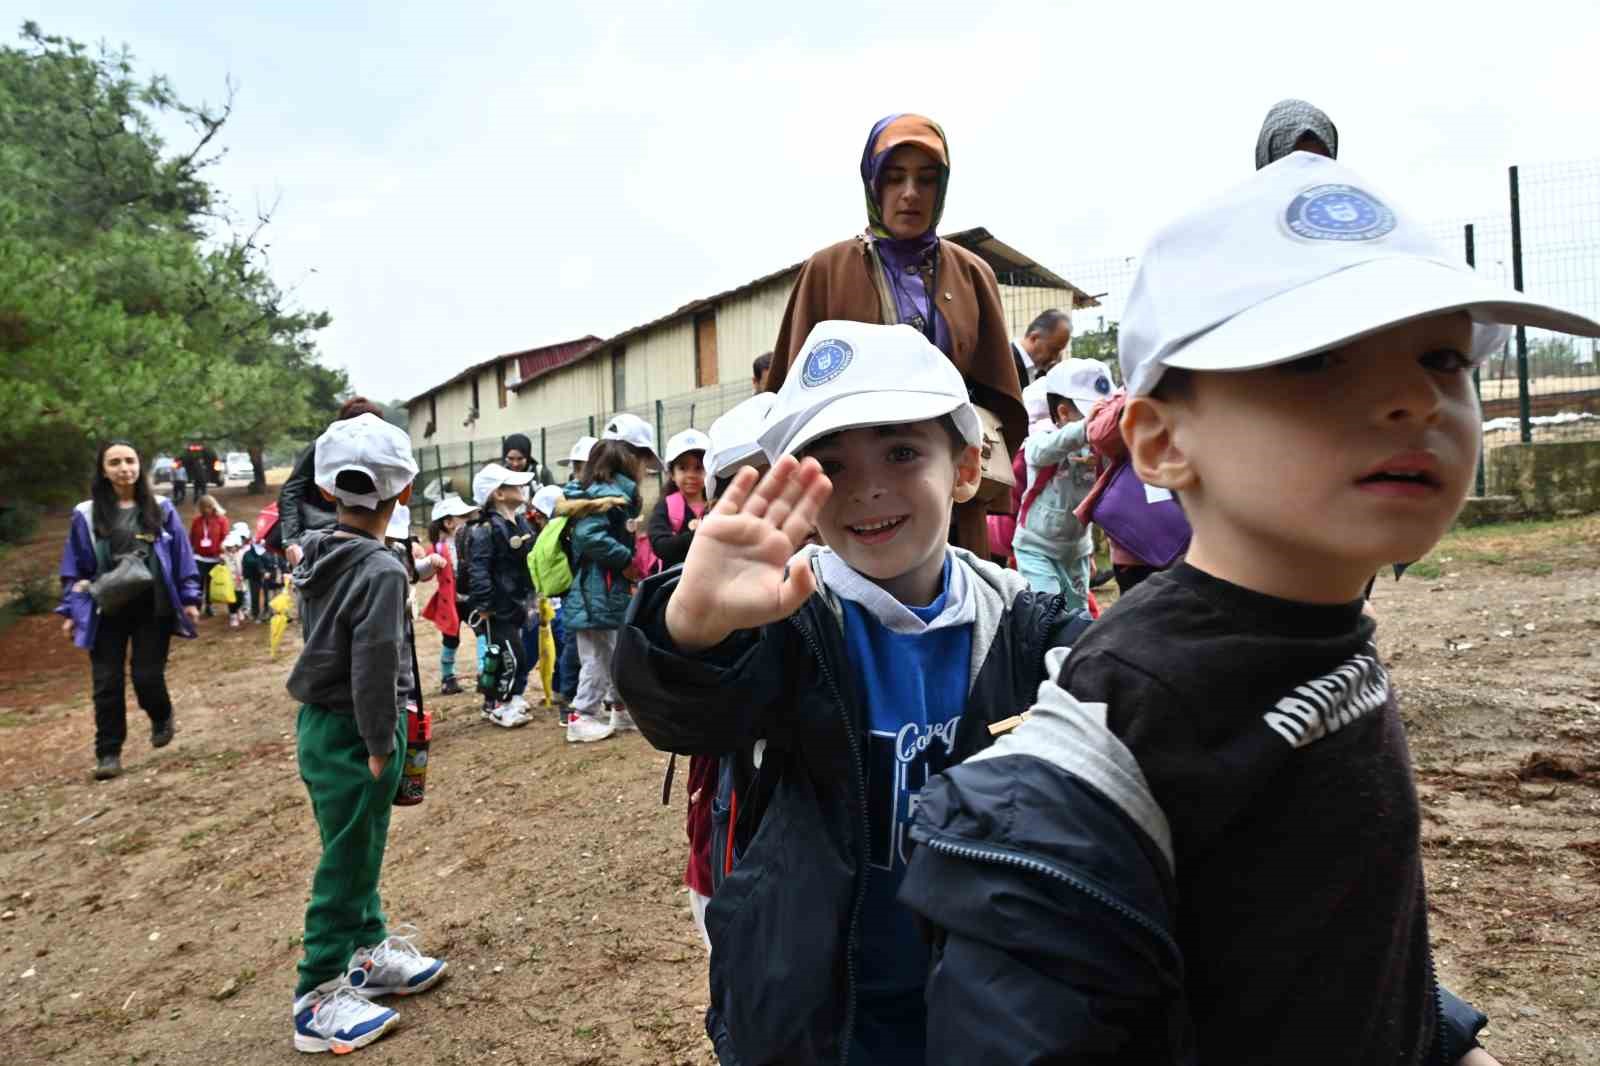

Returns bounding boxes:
[225,452,253,483]
[152,455,175,484]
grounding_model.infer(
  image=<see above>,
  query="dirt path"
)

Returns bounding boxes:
[1,496,1597,1064]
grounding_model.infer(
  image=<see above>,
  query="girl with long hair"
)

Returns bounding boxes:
[57,441,202,779]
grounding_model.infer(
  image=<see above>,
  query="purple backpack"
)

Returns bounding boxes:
[1089,461,1192,568]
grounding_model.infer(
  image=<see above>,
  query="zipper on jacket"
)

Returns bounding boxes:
[910,827,1182,963]
[793,614,867,1066]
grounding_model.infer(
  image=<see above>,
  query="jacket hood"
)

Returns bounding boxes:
[565,473,637,501]
[293,531,390,596]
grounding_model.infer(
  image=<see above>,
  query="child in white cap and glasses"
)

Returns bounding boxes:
[613,321,1091,1065]
[894,155,1600,1065]
[287,413,446,1054]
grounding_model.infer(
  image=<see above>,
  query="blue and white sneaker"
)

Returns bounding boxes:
[346,924,448,998]
[292,978,399,1054]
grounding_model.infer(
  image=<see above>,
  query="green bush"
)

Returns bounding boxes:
[0,504,41,545]
[10,573,56,615]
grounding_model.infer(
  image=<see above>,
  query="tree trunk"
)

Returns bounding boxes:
[248,444,266,495]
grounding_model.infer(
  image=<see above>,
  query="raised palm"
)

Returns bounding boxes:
[667,456,832,652]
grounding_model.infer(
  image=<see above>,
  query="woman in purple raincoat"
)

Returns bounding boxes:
[57,441,202,780]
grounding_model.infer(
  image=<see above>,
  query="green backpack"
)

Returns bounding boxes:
[528,515,575,597]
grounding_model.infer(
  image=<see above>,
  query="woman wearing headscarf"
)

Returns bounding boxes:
[767,113,1025,554]
[1255,98,1338,169]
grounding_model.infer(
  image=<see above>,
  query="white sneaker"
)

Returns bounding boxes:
[485,703,527,729]
[292,978,398,1054]
[507,694,530,716]
[347,924,448,998]
[609,704,637,733]
[566,712,615,744]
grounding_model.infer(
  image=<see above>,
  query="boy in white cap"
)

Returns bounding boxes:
[895,155,1600,1064]
[1011,357,1115,607]
[467,462,538,727]
[613,321,1091,1064]
[286,413,446,1054]
[558,435,597,482]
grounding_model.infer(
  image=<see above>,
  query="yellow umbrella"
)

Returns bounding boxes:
[269,587,294,659]
[537,597,557,708]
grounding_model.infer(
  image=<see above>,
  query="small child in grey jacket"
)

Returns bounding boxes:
[1012,358,1115,608]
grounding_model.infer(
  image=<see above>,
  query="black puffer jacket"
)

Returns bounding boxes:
[276,444,337,545]
[467,511,535,624]
[899,656,1489,1066]
[614,548,1091,1066]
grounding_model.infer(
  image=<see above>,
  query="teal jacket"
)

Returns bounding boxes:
[564,475,638,630]
[1014,419,1096,563]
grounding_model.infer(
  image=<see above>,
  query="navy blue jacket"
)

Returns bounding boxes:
[899,659,1489,1065]
[614,548,1091,1066]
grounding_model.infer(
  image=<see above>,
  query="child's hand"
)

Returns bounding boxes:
[61,617,74,641]
[665,457,831,653]
[368,754,388,780]
[183,606,200,626]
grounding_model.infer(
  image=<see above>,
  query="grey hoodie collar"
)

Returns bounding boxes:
[292,530,389,594]
[802,544,1027,697]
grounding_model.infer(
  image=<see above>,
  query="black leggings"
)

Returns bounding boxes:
[90,600,175,757]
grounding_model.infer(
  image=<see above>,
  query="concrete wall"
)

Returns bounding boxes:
[1487,440,1600,515]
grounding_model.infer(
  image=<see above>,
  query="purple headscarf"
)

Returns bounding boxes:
[861,114,954,355]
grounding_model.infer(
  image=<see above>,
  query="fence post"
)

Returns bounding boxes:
[655,400,666,488]
[468,440,474,477]
[540,427,547,472]
[1509,165,1532,444]
[588,415,596,438]
[689,402,696,430]
[1465,224,1487,497]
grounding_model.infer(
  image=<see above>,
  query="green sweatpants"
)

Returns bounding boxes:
[295,703,406,997]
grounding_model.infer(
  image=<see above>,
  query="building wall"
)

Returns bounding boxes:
[715,276,795,379]
[409,278,1090,455]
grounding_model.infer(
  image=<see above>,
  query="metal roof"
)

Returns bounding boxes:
[408,228,1095,404]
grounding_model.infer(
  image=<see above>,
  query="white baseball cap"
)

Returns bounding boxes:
[758,321,981,460]
[385,503,411,540]
[708,393,777,477]
[1121,152,1600,396]
[472,462,536,507]
[664,428,712,466]
[231,521,252,540]
[530,484,563,518]
[1022,378,1051,423]
[1041,358,1116,406]
[559,435,597,467]
[314,413,419,509]
[601,413,659,459]
[429,494,477,522]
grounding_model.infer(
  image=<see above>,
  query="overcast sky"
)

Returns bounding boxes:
[27,1,1600,401]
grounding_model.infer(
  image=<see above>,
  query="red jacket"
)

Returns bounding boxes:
[420,539,462,638]
[189,513,229,561]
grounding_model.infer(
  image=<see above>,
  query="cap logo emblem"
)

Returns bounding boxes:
[800,339,854,389]
[1285,183,1396,242]
[1094,375,1111,395]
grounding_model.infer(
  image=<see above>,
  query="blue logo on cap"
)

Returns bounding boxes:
[1094,374,1112,395]
[800,339,854,389]
[1285,184,1396,242]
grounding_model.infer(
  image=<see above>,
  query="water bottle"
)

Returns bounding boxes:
[395,700,431,807]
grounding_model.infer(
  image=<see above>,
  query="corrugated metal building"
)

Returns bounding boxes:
[406,228,1096,485]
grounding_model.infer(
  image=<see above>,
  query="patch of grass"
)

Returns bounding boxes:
[0,710,32,728]
[1516,560,1556,577]
[574,1025,597,1040]
[103,828,155,856]
[1406,559,1443,580]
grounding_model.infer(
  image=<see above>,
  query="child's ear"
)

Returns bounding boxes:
[1121,395,1198,492]
[951,443,983,504]
[398,482,415,505]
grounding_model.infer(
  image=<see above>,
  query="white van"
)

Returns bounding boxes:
[225,452,253,482]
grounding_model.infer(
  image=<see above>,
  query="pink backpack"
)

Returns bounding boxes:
[633,493,695,578]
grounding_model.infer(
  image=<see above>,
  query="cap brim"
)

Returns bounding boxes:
[1163,257,1600,378]
[763,393,980,458]
[502,470,537,485]
[712,444,766,478]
